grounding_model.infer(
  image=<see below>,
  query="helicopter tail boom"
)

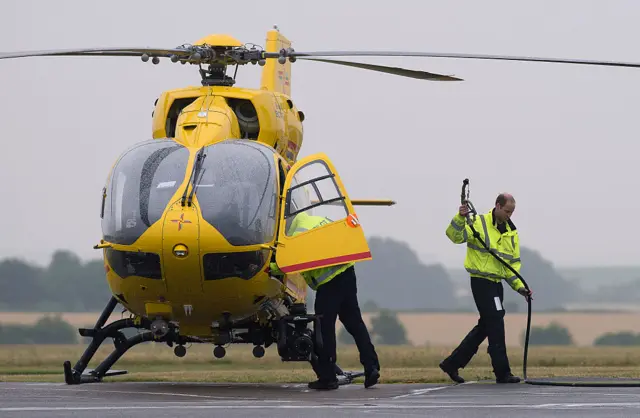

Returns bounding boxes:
[260,28,292,96]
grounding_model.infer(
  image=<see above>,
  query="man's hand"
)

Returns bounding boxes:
[518,287,533,300]
[459,204,470,217]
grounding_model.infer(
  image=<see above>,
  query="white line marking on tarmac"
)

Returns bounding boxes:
[391,386,449,399]
[363,411,426,416]
[562,392,640,397]
[391,381,477,399]
[0,386,269,400]
[2,402,640,411]
[533,402,640,408]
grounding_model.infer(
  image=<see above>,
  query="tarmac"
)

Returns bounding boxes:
[2,380,640,418]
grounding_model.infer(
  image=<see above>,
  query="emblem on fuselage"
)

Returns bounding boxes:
[171,213,192,231]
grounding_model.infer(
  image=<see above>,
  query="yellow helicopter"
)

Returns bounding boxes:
[3,27,640,386]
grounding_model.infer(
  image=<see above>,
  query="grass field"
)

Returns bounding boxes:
[3,311,640,384]
[1,343,640,384]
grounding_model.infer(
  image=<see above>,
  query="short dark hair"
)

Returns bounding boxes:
[495,193,515,206]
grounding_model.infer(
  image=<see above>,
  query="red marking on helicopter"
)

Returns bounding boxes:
[279,251,371,274]
[278,70,290,86]
[171,213,192,231]
[287,140,297,151]
[346,213,360,228]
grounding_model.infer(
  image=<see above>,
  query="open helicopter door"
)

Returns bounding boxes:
[275,153,371,274]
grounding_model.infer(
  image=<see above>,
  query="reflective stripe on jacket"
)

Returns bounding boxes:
[446,210,524,291]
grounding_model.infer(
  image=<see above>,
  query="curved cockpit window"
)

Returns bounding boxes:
[195,140,278,246]
[102,139,190,245]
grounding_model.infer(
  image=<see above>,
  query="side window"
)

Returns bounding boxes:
[284,160,348,236]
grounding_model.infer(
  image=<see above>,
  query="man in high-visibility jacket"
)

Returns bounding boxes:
[270,212,380,390]
[439,193,533,384]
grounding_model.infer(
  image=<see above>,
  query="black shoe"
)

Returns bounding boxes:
[308,379,339,390]
[496,374,521,384]
[439,362,465,384]
[364,368,380,388]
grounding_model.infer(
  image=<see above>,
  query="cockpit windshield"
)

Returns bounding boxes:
[102,139,190,245]
[195,140,278,246]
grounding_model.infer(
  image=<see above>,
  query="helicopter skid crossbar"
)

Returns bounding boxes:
[63,296,155,385]
[63,297,364,385]
[64,331,156,384]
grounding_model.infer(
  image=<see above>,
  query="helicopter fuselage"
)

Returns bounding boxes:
[0,27,399,383]
[99,85,307,340]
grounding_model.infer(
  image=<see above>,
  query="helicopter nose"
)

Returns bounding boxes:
[161,203,203,296]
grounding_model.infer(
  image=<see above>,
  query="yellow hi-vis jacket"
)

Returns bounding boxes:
[446,209,525,292]
[270,212,354,291]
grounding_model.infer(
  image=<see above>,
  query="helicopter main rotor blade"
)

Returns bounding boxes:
[0,47,195,60]
[292,51,640,70]
[7,46,640,75]
[298,57,462,81]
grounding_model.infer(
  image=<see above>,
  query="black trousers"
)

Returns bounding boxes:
[311,266,380,382]
[441,277,512,378]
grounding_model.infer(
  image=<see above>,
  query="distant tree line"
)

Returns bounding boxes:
[2,312,640,346]
[354,237,458,311]
[338,309,409,346]
[593,331,640,346]
[0,236,589,313]
[0,250,112,312]
[521,322,575,346]
[0,315,78,344]
[520,323,640,346]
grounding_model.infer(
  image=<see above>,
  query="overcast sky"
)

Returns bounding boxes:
[1,0,639,269]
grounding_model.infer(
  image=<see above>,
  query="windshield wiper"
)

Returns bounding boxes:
[187,163,206,207]
[181,146,206,207]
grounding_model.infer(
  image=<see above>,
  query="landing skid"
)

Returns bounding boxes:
[63,363,128,384]
[63,296,365,386]
[63,296,158,384]
[63,330,155,384]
